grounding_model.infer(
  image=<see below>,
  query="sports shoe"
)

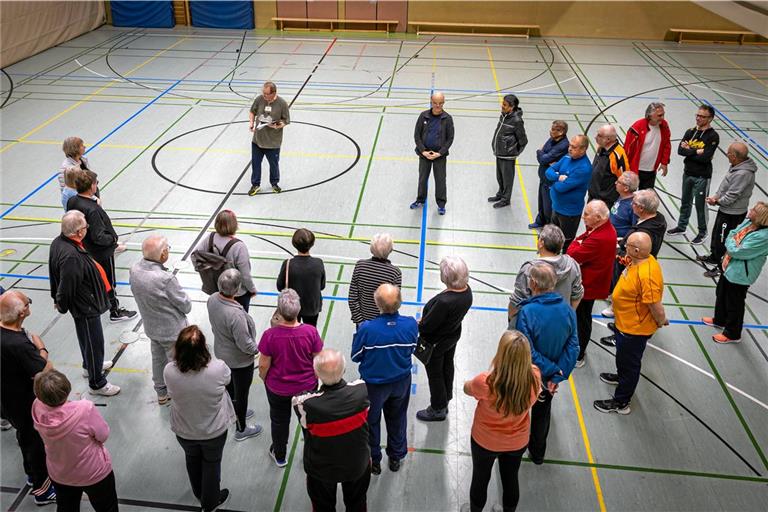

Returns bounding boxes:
[388,458,401,472]
[26,475,33,486]
[599,372,619,385]
[493,200,510,209]
[371,461,381,475]
[109,308,137,323]
[246,408,254,419]
[528,222,543,229]
[438,207,446,216]
[272,185,282,193]
[600,334,616,347]
[211,489,230,511]
[593,398,631,415]
[701,317,723,328]
[0,418,12,431]
[487,195,501,203]
[696,254,717,264]
[114,243,127,254]
[691,233,707,245]
[269,445,288,468]
[601,306,614,318]
[248,185,260,196]
[416,406,447,422]
[666,226,686,236]
[409,201,423,209]
[574,357,585,369]
[89,383,121,396]
[83,360,114,378]
[713,333,741,344]
[529,452,544,465]
[234,424,262,442]
[33,485,56,506]
[158,395,171,406]
[703,268,721,278]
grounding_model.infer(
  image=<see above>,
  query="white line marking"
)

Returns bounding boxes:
[74,59,122,81]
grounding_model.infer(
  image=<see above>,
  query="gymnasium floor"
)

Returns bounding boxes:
[1,25,767,511]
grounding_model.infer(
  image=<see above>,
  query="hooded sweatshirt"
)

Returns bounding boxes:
[510,254,584,310]
[32,399,112,487]
[715,158,757,215]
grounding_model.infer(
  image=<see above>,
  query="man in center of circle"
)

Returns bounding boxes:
[410,91,454,216]
[248,81,290,196]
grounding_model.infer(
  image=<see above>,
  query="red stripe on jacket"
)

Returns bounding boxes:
[307,408,368,438]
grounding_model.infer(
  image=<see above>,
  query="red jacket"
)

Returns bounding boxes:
[566,221,617,300]
[624,118,671,173]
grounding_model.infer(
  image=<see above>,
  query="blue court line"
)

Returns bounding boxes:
[415,81,435,304]
[703,100,768,159]
[0,79,181,220]
[3,272,766,330]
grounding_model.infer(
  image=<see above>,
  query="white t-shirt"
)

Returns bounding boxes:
[638,124,661,172]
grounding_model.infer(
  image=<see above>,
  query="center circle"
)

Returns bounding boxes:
[151,120,361,195]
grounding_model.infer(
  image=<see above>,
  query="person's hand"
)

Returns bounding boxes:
[558,174,567,182]
[421,151,431,159]
[251,291,257,297]
[547,381,559,394]
[249,124,255,132]
[680,141,690,150]
[659,164,668,176]
[706,195,717,205]
[696,148,704,155]
[270,121,285,129]
[431,152,441,159]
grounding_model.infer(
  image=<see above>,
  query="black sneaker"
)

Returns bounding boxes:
[409,201,424,210]
[416,406,447,422]
[493,201,510,209]
[110,308,137,323]
[272,185,282,193]
[667,226,686,236]
[696,254,717,264]
[691,233,707,245]
[389,458,401,472]
[33,485,56,506]
[371,461,381,475]
[600,334,616,347]
[703,268,721,278]
[599,372,619,385]
[248,185,260,196]
[593,398,630,415]
[211,488,230,511]
[606,322,617,334]
[487,195,501,203]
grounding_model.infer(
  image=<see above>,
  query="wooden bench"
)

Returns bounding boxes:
[669,28,763,45]
[272,17,399,33]
[408,21,539,39]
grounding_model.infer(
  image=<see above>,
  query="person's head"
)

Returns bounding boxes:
[527,261,556,295]
[696,104,715,128]
[645,102,666,126]
[439,255,469,290]
[313,349,346,386]
[276,288,301,322]
[142,234,170,264]
[568,134,589,159]
[430,91,445,115]
[501,94,519,113]
[62,137,84,159]
[595,124,617,149]
[0,290,31,326]
[63,167,83,189]
[262,81,277,101]
[374,283,401,315]
[726,141,749,166]
[214,210,238,237]
[582,200,610,230]
[550,120,568,141]
[217,268,242,298]
[615,170,639,198]
[292,228,315,254]
[537,224,564,256]
[174,325,211,373]
[73,170,96,195]
[61,210,87,241]
[487,330,539,417]
[747,201,768,227]
[625,231,652,261]
[369,233,393,259]
[631,189,660,219]
[33,370,71,407]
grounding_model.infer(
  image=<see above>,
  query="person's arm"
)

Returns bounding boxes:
[678,129,696,157]
[554,314,580,382]
[439,115,454,154]
[659,122,672,165]
[544,158,563,182]
[462,379,474,396]
[233,245,257,295]
[393,266,403,288]
[86,210,117,248]
[30,333,54,372]
[249,111,256,131]
[319,260,326,290]
[648,301,668,327]
[231,315,258,355]
[507,301,519,322]
[348,266,362,324]
[88,403,110,443]
[166,274,192,315]
[280,99,290,126]
[515,311,560,378]
[715,175,754,209]
[515,122,528,154]
[276,259,287,291]
[55,255,83,314]
[258,354,271,380]
[570,263,584,307]
[552,161,591,193]
[350,328,366,363]
[418,298,447,340]
[624,127,638,163]
[414,112,427,153]
[508,267,530,318]
[687,131,719,162]
[725,230,767,260]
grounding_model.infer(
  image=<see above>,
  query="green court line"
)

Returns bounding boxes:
[559,44,607,109]
[536,45,570,106]
[0,246,39,284]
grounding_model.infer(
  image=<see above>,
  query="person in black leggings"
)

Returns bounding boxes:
[277,229,325,327]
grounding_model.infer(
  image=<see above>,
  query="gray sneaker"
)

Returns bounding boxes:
[234,425,263,442]
[89,383,121,396]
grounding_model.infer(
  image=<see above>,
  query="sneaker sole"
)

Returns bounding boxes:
[109,316,134,323]
[713,337,741,344]
[89,388,120,397]
[235,431,262,442]
[599,376,619,386]
[666,231,686,236]
[594,404,631,415]
[270,451,288,468]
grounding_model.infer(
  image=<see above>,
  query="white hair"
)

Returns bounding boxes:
[142,235,168,262]
[586,200,610,220]
[440,256,469,289]
[0,291,27,324]
[217,268,241,297]
[313,349,346,386]
[61,210,86,236]
[369,233,394,259]
[277,288,301,321]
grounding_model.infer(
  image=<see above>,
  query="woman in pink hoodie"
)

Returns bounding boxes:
[32,369,118,512]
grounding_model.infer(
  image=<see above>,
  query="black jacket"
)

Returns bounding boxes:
[588,142,630,209]
[620,213,668,258]
[49,234,110,319]
[492,109,528,159]
[678,127,720,179]
[414,109,454,157]
[66,195,118,261]
[293,379,370,482]
[418,287,473,352]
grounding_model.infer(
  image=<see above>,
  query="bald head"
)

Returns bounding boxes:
[583,199,610,229]
[374,283,401,314]
[142,235,169,263]
[727,142,748,163]
[597,124,617,148]
[430,91,445,115]
[626,231,652,260]
[0,290,29,325]
[313,349,346,386]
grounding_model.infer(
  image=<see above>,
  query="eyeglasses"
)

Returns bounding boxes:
[695,114,712,119]
[25,298,32,306]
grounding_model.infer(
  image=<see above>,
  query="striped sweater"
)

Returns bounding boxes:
[348,257,402,324]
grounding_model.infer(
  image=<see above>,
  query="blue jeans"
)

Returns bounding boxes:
[614,330,650,404]
[366,374,411,464]
[251,143,280,186]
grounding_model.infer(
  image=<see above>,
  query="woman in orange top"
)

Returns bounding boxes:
[463,330,541,512]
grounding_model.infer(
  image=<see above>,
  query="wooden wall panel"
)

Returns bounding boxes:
[377,0,407,31]
[276,0,307,18]
[306,0,338,19]
[344,0,376,20]
[254,0,277,29]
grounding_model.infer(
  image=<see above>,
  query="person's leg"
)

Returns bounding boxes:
[433,157,447,208]
[251,143,265,186]
[541,180,552,224]
[232,364,255,432]
[638,171,656,190]
[199,432,227,512]
[576,299,595,359]
[306,475,338,512]
[561,215,581,253]
[469,436,497,512]
[677,173,695,230]
[713,212,746,268]
[722,278,749,340]
[266,387,293,460]
[416,157,432,204]
[341,466,371,512]
[497,446,526,512]
[713,274,728,326]
[365,383,385,464]
[150,338,172,399]
[84,471,119,512]
[51,480,83,512]
[234,293,250,313]
[75,315,107,390]
[382,374,411,462]
[614,332,649,404]
[534,166,547,225]
[425,349,448,410]
[442,343,457,405]
[177,436,203,501]
[494,158,505,198]
[692,176,710,235]
[13,415,49,491]
[527,391,552,462]
[500,159,516,202]
[265,148,281,186]
[299,314,319,327]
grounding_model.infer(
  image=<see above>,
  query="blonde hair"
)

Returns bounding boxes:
[751,201,768,228]
[63,167,83,188]
[486,330,539,417]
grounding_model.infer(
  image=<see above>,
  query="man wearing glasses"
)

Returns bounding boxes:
[668,105,720,245]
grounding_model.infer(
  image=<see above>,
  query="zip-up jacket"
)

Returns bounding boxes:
[588,142,630,207]
[678,126,719,178]
[625,118,671,173]
[620,213,667,258]
[351,313,417,384]
[546,154,592,216]
[48,234,110,319]
[414,109,454,157]
[536,136,569,176]
[292,379,370,482]
[66,194,118,262]
[714,158,757,215]
[492,109,528,159]
[723,220,768,286]
[567,221,618,300]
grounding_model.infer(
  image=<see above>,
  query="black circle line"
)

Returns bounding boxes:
[0,68,14,109]
[150,120,361,196]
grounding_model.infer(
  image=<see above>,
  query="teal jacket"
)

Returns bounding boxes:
[723,220,768,286]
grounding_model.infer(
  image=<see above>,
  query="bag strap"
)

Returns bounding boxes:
[285,258,290,289]
[220,237,241,258]
[207,232,215,253]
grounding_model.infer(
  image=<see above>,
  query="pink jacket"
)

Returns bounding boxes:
[32,399,112,486]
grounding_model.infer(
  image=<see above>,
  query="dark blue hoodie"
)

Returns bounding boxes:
[515,292,579,383]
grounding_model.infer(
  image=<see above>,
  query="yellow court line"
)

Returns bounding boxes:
[486,46,504,105]
[0,37,189,155]
[718,54,768,89]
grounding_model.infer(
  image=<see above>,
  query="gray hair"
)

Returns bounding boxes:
[633,189,660,213]
[440,256,469,289]
[728,141,748,161]
[552,120,568,133]
[217,268,241,297]
[277,288,301,321]
[374,283,401,314]
[0,291,27,324]
[142,235,168,262]
[585,200,610,220]
[369,233,394,259]
[598,124,617,142]
[61,210,86,236]
[528,261,557,294]
[62,136,83,158]
[645,102,666,118]
[538,224,565,254]
[618,171,639,192]
[313,349,346,386]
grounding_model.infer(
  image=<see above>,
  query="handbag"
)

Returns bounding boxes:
[271,259,290,327]
[414,336,435,365]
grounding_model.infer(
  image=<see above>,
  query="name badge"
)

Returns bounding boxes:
[265,105,272,114]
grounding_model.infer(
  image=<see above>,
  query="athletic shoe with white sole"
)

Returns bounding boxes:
[89,383,121,397]
[82,360,114,378]
[593,398,631,415]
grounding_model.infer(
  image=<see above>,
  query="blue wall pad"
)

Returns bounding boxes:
[190,1,254,29]
[111,1,174,28]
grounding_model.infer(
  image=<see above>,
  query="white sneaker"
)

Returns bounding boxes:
[575,357,586,368]
[601,307,614,318]
[82,360,114,378]
[90,383,121,396]
[0,419,12,431]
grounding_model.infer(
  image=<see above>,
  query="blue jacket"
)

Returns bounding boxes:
[723,220,768,286]
[545,155,592,216]
[536,136,569,174]
[351,313,418,385]
[515,292,578,384]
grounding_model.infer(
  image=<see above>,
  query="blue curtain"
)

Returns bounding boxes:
[111,1,174,28]
[190,1,254,29]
